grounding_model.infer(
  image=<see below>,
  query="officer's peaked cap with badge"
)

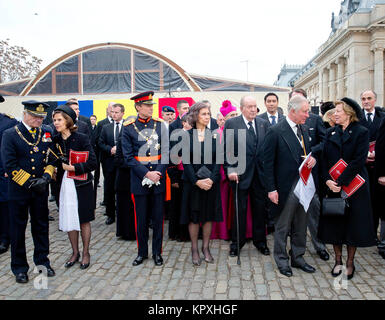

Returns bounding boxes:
[341,97,364,120]
[54,104,77,124]
[22,100,49,117]
[131,91,156,105]
[162,106,175,113]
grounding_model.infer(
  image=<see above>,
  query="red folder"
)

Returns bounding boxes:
[67,150,89,181]
[328,159,365,198]
[300,164,312,185]
[369,141,376,153]
[342,174,365,198]
[329,159,348,181]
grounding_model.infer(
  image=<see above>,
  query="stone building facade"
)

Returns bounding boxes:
[291,1,385,107]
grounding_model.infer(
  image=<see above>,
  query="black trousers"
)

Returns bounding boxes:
[0,201,10,246]
[266,200,279,228]
[9,195,50,275]
[93,153,101,207]
[103,166,117,219]
[230,176,267,250]
[116,190,136,240]
[168,184,189,240]
[101,160,108,204]
[367,165,381,234]
[132,192,164,257]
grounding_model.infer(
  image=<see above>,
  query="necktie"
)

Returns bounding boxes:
[114,122,120,144]
[296,124,307,156]
[295,124,302,140]
[367,113,373,124]
[270,115,277,125]
[248,121,256,138]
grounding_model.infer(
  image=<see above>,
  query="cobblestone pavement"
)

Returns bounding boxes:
[0,188,385,300]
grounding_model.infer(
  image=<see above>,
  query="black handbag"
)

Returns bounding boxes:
[322,197,347,216]
[196,166,212,179]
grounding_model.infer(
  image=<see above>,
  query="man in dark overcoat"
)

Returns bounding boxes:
[0,96,19,255]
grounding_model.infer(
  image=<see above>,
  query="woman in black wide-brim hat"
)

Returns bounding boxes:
[52,105,97,270]
[318,97,376,280]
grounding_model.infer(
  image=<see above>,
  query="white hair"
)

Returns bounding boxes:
[287,95,308,113]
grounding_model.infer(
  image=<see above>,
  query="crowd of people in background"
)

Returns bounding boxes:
[0,87,384,284]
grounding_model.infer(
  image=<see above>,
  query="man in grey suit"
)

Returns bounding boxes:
[258,92,285,125]
[263,95,317,277]
[224,96,270,257]
[290,89,330,262]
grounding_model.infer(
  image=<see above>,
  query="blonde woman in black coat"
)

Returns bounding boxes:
[318,98,376,280]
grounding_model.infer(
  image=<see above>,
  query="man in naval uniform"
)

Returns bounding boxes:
[121,91,168,266]
[1,101,56,283]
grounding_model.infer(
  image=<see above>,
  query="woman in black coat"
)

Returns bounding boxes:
[318,98,376,280]
[52,105,97,270]
[180,102,222,266]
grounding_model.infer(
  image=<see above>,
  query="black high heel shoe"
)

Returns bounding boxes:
[202,247,214,264]
[331,259,343,277]
[65,253,80,268]
[346,264,355,280]
[80,253,90,270]
[191,249,201,266]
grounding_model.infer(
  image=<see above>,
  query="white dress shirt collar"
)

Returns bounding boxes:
[364,109,375,119]
[267,111,279,124]
[286,117,301,142]
[22,121,32,131]
[242,115,256,133]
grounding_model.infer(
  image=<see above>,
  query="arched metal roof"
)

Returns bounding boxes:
[21,42,201,96]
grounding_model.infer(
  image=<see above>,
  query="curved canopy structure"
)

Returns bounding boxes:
[0,42,289,96]
[20,42,201,96]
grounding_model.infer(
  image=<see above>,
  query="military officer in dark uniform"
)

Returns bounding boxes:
[121,91,168,266]
[0,96,19,255]
[1,101,56,283]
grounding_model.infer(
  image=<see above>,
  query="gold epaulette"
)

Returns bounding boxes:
[153,117,164,122]
[44,165,55,178]
[12,169,31,186]
[123,118,135,126]
[4,113,15,119]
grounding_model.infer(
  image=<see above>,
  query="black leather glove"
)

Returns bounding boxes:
[59,155,69,165]
[29,174,51,194]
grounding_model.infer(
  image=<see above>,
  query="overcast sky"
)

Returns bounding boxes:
[1,0,342,85]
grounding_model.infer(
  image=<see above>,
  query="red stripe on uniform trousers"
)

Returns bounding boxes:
[131,194,139,250]
[161,210,164,254]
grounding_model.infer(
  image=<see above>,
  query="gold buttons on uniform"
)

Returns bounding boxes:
[30,151,33,154]
[42,151,45,154]
[31,159,35,162]
[150,167,153,169]
[32,167,35,170]
[32,175,36,178]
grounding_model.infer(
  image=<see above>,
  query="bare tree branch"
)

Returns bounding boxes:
[0,39,42,83]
